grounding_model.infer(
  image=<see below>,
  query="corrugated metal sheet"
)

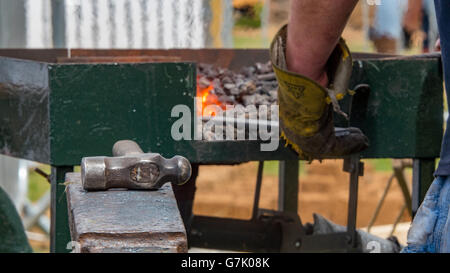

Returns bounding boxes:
[21,0,233,49]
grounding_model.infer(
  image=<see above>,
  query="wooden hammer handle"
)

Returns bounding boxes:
[112,140,144,156]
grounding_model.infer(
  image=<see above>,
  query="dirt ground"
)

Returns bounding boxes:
[193,160,412,228]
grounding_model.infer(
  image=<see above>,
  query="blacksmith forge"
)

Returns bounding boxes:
[0,49,443,252]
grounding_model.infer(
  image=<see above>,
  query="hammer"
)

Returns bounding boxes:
[81,140,192,191]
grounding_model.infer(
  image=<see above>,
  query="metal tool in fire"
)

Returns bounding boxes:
[81,140,192,191]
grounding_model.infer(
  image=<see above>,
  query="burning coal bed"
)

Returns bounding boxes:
[197,62,279,141]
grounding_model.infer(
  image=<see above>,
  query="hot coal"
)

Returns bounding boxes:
[197,61,279,141]
[197,61,278,108]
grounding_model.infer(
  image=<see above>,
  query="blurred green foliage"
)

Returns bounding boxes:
[28,165,50,202]
[263,159,394,179]
[234,2,263,29]
[263,161,307,177]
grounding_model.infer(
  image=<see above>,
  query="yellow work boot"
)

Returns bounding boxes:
[270,25,369,160]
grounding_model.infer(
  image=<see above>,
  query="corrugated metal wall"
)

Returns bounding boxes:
[2,0,233,49]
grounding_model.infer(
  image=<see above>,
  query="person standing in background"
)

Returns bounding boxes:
[421,0,439,53]
[403,0,439,53]
[370,0,408,53]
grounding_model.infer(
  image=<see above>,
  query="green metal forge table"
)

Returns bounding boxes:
[0,49,444,252]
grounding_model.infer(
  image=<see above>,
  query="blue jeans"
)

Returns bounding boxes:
[402,176,450,253]
[402,0,450,253]
[434,0,450,176]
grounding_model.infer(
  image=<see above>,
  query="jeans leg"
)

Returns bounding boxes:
[435,178,450,252]
[442,207,450,252]
[402,176,450,253]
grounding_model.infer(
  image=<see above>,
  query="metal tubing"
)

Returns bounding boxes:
[393,162,412,216]
[345,155,362,248]
[367,173,395,232]
[412,158,435,216]
[251,161,264,220]
[278,161,299,213]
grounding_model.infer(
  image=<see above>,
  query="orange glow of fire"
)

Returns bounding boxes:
[197,76,225,117]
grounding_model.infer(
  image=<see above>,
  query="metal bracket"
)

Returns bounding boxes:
[257,209,305,252]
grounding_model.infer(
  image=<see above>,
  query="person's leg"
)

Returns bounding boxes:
[371,0,405,54]
[423,0,439,52]
[402,176,450,252]
[422,9,430,52]
[402,0,450,253]
[434,1,450,176]
[435,181,450,252]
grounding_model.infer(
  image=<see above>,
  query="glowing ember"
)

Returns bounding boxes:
[197,76,225,116]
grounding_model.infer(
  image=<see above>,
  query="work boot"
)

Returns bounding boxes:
[270,25,369,160]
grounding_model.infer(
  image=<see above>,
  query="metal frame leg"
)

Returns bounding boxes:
[412,158,435,216]
[251,161,264,220]
[392,160,413,216]
[50,165,73,253]
[367,173,394,232]
[367,160,413,233]
[343,155,364,248]
[278,160,299,213]
[173,164,199,243]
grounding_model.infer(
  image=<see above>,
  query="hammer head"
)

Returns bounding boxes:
[81,153,192,191]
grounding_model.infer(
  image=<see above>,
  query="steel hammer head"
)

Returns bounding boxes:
[81,140,191,191]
